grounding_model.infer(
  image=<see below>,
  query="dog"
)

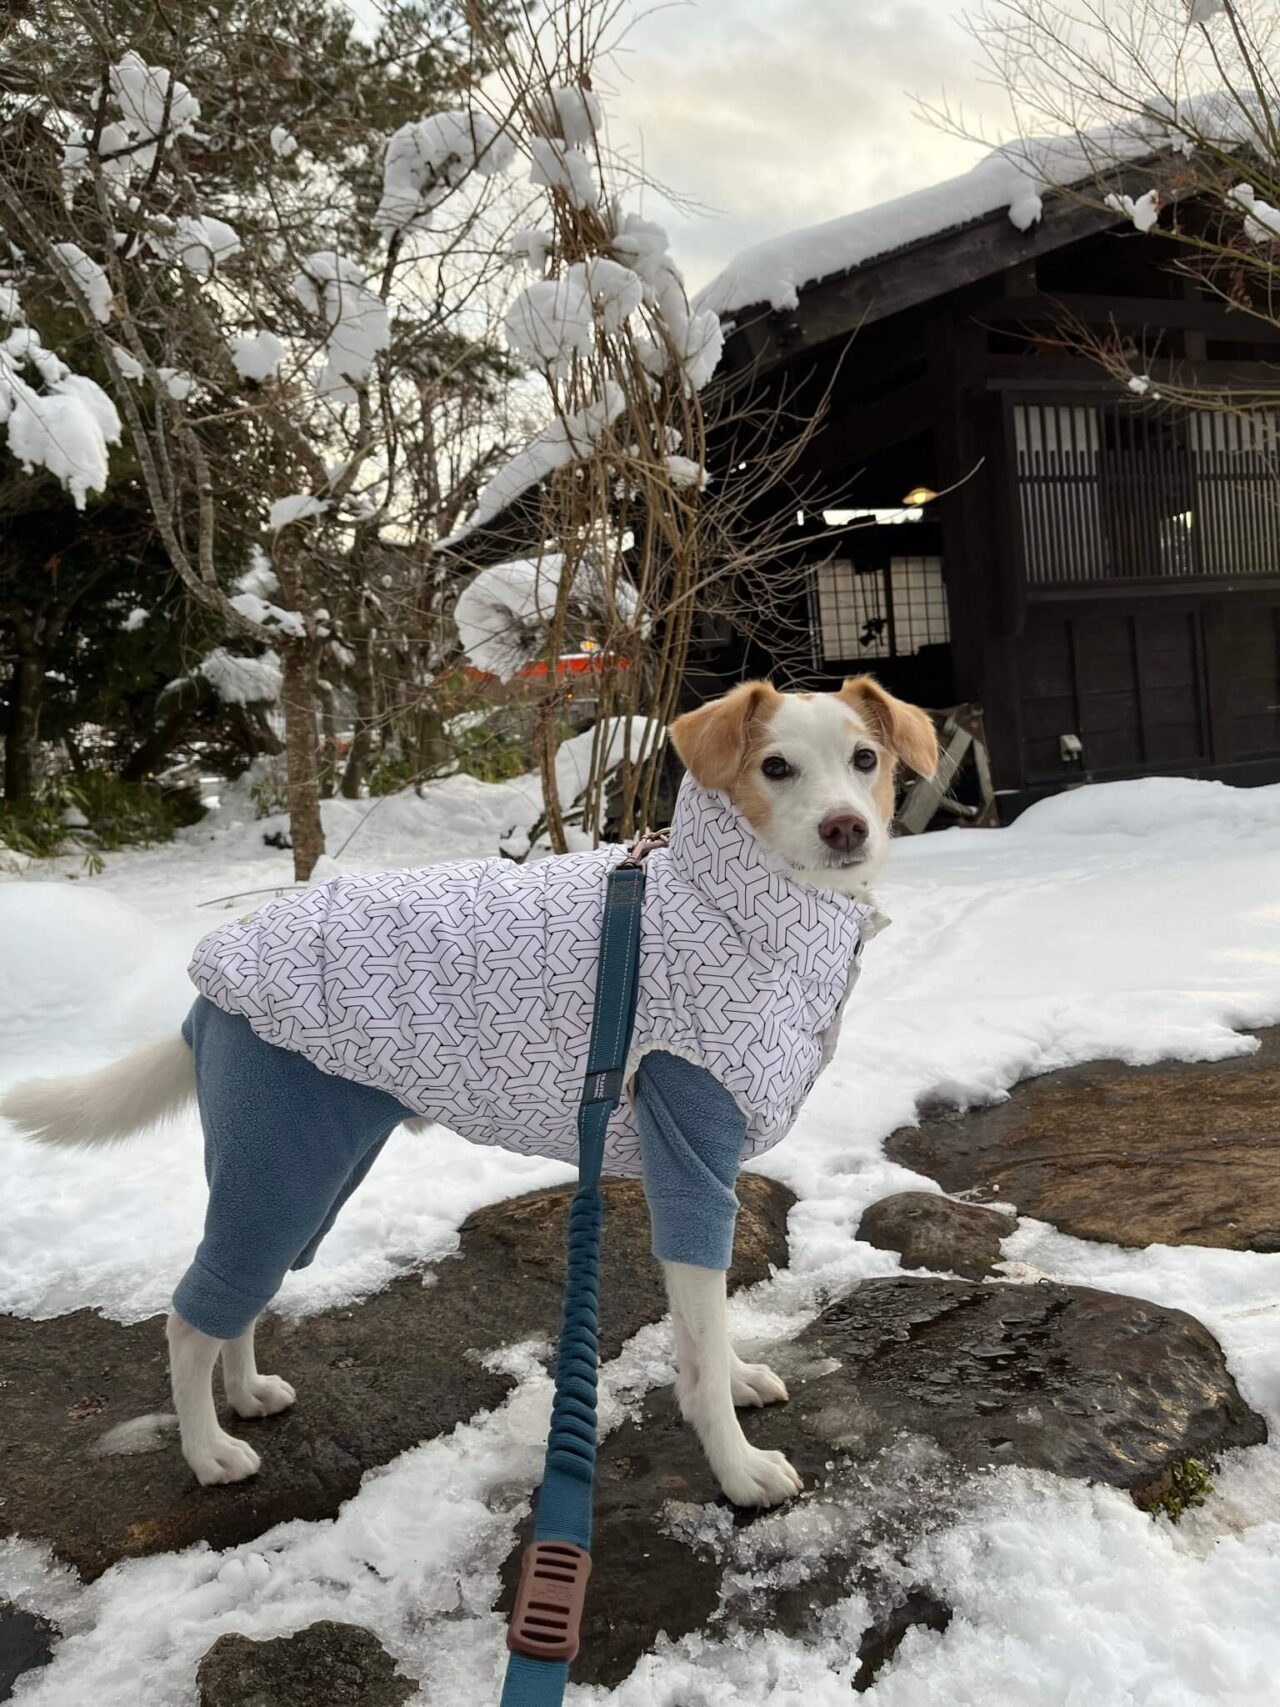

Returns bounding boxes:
[3,676,937,1508]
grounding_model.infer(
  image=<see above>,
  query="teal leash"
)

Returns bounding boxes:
[501,834,664,1706]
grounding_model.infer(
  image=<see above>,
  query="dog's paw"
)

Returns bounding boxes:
[186,1430,261,1486]
[730,1360,788,1409]
[716,1445,803,1508]
[227,1374,296,1419]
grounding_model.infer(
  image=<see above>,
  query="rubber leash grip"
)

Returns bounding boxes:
[507,1541,592,1662]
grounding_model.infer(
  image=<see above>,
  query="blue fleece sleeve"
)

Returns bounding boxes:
[634,1049,747,1271]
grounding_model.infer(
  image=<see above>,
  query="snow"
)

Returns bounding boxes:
[157,366,192,400]
[1,368,121,508]
[228,329,285,382]
[1106,187,1162,232]
[533,86,603,147]
[151,214,241,277]
[575,257,645,333]
[695,131,1160,318]
[122,607,148,632]
[108,343,143,381]
[460,380,626,532]
[452,552,643,680]
[52,242,112,323]
[268,492,328,532]
[109,52,200,166]
[504,274,595,376]
[269,125,298,159]
[2,773,1279,1702]
[375,111,514,237]
[199,647,282,705]
[1230,181,1280,244]
[291,251,390,401]
[228,589,307,640]
[529,136,599,210]
[508,227,552,275]
[0,283,19,322]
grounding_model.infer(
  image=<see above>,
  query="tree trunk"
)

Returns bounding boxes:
[317,675,339,798]
[3,648,45,801]
[279,642,325,881]
[340,632,377,798]
[533,696,567,854]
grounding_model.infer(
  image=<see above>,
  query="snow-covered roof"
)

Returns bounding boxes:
[694,131,1153,320]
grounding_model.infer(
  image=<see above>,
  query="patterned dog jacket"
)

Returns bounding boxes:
[188,776,873,1174]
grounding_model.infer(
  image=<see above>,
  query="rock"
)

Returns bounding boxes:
[853,1588,952,1693]
[857,1192,1016,1278]
[0,1174,791,1581]
[498,1276,1265,1687]
[0,1605,56,1703]
[197,1622,414,1707]
[887,1031,1280,1251]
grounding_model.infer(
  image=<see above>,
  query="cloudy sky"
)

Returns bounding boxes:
[595,0,1015,291]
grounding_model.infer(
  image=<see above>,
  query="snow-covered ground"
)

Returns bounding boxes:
[2,770,1280,1704]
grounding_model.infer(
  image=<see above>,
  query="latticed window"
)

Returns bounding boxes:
[812,556,950,663]
[1013,400,1280,586]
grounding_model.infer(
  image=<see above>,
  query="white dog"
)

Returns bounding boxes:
[3,677,936,1508]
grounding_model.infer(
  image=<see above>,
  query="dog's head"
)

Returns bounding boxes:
[669,677,938,896]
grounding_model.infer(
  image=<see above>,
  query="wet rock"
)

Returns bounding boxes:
[853,1587,952,1693]
[888,1031,1280,1250]
[857,1192,1016,1279]
[0,1175,792,1581]
[0,1605,56,1703]
[196,1622,414,1707]
[499,1276,1265,1688]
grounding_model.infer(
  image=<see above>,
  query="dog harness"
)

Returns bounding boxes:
[188,776,873,1174]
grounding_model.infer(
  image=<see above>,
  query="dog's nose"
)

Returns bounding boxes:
[818,812,868,855]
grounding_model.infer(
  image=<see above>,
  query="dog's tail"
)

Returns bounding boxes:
[0,1035,195,1148]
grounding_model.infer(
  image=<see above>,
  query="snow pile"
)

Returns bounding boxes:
[694,130,1161,317]
[463,381,626,530]
[109,50,200,166]
[503,273,595,376]
[51,242,112,323]
[453,551,643,680]
[1230,181,1280,243]
[149,213,241,277]
[1106,187,1162,232]
[228,329,285,382]
[291,252,390,402]
[375,111,514,236]
[199,647,282,705]
[0,324,122,507]
[268,493,328,532]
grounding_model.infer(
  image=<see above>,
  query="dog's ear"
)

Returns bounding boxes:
[839,676,938,777]
[670,681,783,790]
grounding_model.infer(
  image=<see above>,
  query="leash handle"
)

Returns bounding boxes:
[501,850,652,1702]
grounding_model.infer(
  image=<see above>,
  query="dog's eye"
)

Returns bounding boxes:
[761,755,794,781]
[851,748,878,772]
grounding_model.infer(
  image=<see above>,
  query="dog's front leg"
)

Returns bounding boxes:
[663,1262,802,1508]
[221,1317,297,1419]
[167,1312,261,1486]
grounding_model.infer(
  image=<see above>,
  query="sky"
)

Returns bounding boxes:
[596,0,1012,292]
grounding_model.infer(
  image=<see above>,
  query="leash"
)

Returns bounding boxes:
[501,831,666,1707]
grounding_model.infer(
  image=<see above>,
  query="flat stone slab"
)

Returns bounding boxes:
[0,1175,791,1583]
[887,1031,1280,1250]
[500,1276,1266,1688]
[197,1622,414,1707]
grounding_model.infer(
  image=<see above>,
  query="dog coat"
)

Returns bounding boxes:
[188,776,873,1173]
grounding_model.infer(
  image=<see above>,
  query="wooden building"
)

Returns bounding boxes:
[694,167,1280,820]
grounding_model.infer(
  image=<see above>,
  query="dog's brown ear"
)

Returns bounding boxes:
[839,676,938,778]
[670,681,783,790]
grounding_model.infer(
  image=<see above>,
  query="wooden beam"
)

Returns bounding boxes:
[981,293,1280,344]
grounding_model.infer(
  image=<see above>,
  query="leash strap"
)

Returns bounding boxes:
[501,851,653,1706]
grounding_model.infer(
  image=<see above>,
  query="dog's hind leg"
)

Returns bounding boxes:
[663,1262,802,1508]
[221,1317,296,1419]
[167,1312,261,1486]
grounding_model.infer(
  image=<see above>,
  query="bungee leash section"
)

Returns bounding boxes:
[500,833,665,1707]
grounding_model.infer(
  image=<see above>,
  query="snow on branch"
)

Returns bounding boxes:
[291,251,390,401]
